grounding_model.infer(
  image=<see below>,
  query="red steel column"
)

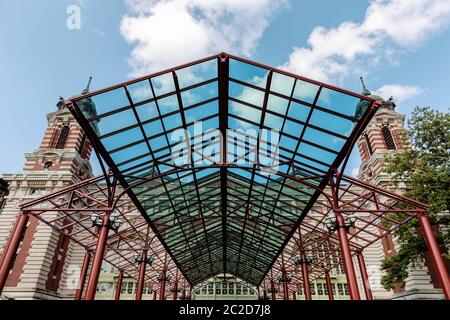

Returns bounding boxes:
[270,280,276,300]
[419,213,450,300]
[85,213,110,300]
[159,270,167,300]
[301,253,312,300]
[336,212,360,300]
[0,213,29,295]
[153,289,157,300]
[282,271,289,300]
[135,250,147,300]
[263,289,267,300]
[357,251,373,300]
[0,215,20,267]
[325,271,334,301]
[292,291,297,300]
[114,270,124,300]
[173,281,178,300]
[75,251,91,300]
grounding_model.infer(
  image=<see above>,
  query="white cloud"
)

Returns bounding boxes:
[351,167,359,177]
[374,84,423,103]
[120,0,288,77]
[281,0,450,83]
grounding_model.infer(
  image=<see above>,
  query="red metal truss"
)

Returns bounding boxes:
[12,172,188,299]
[0,52,448,300]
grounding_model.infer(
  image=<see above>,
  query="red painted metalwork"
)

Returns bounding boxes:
[173,280,178,301]
[135,250,147,300]
[159,270,167,301]
[419,213,450,300]
[270,280,276,301]
[85,213,110,300]
[153,290,157,300]
[357,251,373,300]
[282,271,289,300]
[292,291,296,300]
[75,251,91,300]
[301,252,312,300]
[115,270,124,300]
[0,212,29,295]
[0,53,448,300]
[0,162,446,300]
[325,272,334,301]
[0,214,20,268]
[159,252,168,300]
[336,212,360,300]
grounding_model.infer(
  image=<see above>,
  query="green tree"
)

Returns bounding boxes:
[380,107,450,290]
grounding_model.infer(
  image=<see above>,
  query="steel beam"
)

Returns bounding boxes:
[114,270,124,300]
[0,213,29,295]
[75,251,91,300]
[85,213,110,300]
[419,213,450,300]
[357,251,373,300]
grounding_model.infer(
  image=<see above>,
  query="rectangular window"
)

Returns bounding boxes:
[338,283,344,295]
[344,283,349,295]
[30,188,45,196]
[310,284,316,295]
[317,283,323,295]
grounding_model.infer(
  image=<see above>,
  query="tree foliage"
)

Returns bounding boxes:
[380,107,450,290]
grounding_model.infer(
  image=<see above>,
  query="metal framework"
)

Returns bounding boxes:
[0,53,448,300]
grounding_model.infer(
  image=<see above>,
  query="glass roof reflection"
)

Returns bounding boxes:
[69,53,375,286]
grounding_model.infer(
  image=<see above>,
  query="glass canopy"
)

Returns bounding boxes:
[68,53,376,286]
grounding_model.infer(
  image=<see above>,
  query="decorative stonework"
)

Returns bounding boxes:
[0,98,93,300]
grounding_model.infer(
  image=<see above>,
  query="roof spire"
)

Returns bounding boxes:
[360,76,371,96]
[81,76,92,95]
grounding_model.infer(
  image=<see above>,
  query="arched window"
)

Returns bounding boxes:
[363,133,373,156]
[381,126,396,150]
[55,126,70,149]
[77,133,86,157]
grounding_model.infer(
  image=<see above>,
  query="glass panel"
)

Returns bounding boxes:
[101,127,144,151]
[151,72,175,97]
[317,88,366,118]
[95,109,137,136]
[297,142,336,164]
[135,101,159,122]
[89,87,129,117]
[270,72,295,97]
[287,101,310,123]
[157,94,179,115]
[142,119,164,138]
[229,58,268,88]
[267,94,289,116]
[181,81,218,106]
[264,113,284,131]
[162,112,183,131]
[127,80,153,104]
[176,58,217,88]
[303,127,346,152]
[309,109,354,137]
[283,120,304,138]
[293,80,319,104]
[229,82,264,107]
[110,141,148,164]
[229,101,262,126]
[185,100,218,123]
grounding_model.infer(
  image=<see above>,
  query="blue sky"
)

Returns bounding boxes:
[1,0,449,177]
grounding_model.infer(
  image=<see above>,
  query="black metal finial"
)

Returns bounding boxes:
[360,76,371,96]
[81,76,93,95]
